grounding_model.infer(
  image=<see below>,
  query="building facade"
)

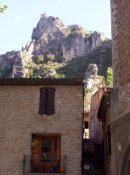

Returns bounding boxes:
[0,79,83,175]
[83,87,112,175]
[111,0,130,174]
[89,88,105,143]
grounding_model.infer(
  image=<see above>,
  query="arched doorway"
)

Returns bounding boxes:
[121,146,130,175]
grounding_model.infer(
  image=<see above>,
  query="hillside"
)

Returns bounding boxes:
[0,14,112,79]
[57,41,112,78]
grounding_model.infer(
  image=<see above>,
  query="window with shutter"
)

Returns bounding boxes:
[107,125,111,155]
[31,134,61,173]
[105,125,111,157]
[46,87,55,115]
[94,143,104,169]
[39,87,55,115]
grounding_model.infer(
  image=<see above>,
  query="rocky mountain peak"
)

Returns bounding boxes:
[32,13,67,41]
[0,14,111,78]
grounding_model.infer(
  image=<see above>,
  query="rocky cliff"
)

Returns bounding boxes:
[0,14,111,78]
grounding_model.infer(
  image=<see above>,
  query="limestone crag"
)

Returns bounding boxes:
[84,64,104,90]
[32,14,67,40]
[0,14,110,78]
[62,31,107,61]
[24,15,109,62]
[30,14,67,58]
[0,51,19,78]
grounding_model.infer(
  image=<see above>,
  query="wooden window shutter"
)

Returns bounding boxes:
[94,143,104,169]
[39,87,47,115]
[105,131,108,157]
[108,124,111,155]
[46,87,55,115]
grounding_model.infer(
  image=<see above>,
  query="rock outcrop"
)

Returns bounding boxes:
[62,31,107,61]
[84,64,105,110]
[84,64,104,90]
[0,14,110,78]
[31,14,67,58]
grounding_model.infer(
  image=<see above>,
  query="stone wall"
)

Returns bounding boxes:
[111,112,130,175]
[89,88,105,143]
[0,84,83,175]
[104,91,114,175]
[111,0,130,87]
[111,0,130,120]
[111,0,130,175]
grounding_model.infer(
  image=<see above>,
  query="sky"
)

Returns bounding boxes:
[0,0,111,54]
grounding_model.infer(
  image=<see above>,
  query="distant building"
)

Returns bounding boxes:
[83,87,112,175]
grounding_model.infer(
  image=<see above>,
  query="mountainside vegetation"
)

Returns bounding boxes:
[25,40,112,81]
[57,42,112,79]
[0,3,7,13]
[0,14,112,81]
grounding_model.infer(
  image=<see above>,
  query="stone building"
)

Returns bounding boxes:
[111,0,130,174]
[89,87,105,143]
[83,87,112,175]
[0,78,83,175]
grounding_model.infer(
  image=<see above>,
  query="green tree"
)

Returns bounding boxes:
[46,54,55,62]
[0,3,7,13]
[106,67,113,86]
[37,55,45,64]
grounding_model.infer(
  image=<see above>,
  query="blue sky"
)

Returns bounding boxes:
[0,0,111,54]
